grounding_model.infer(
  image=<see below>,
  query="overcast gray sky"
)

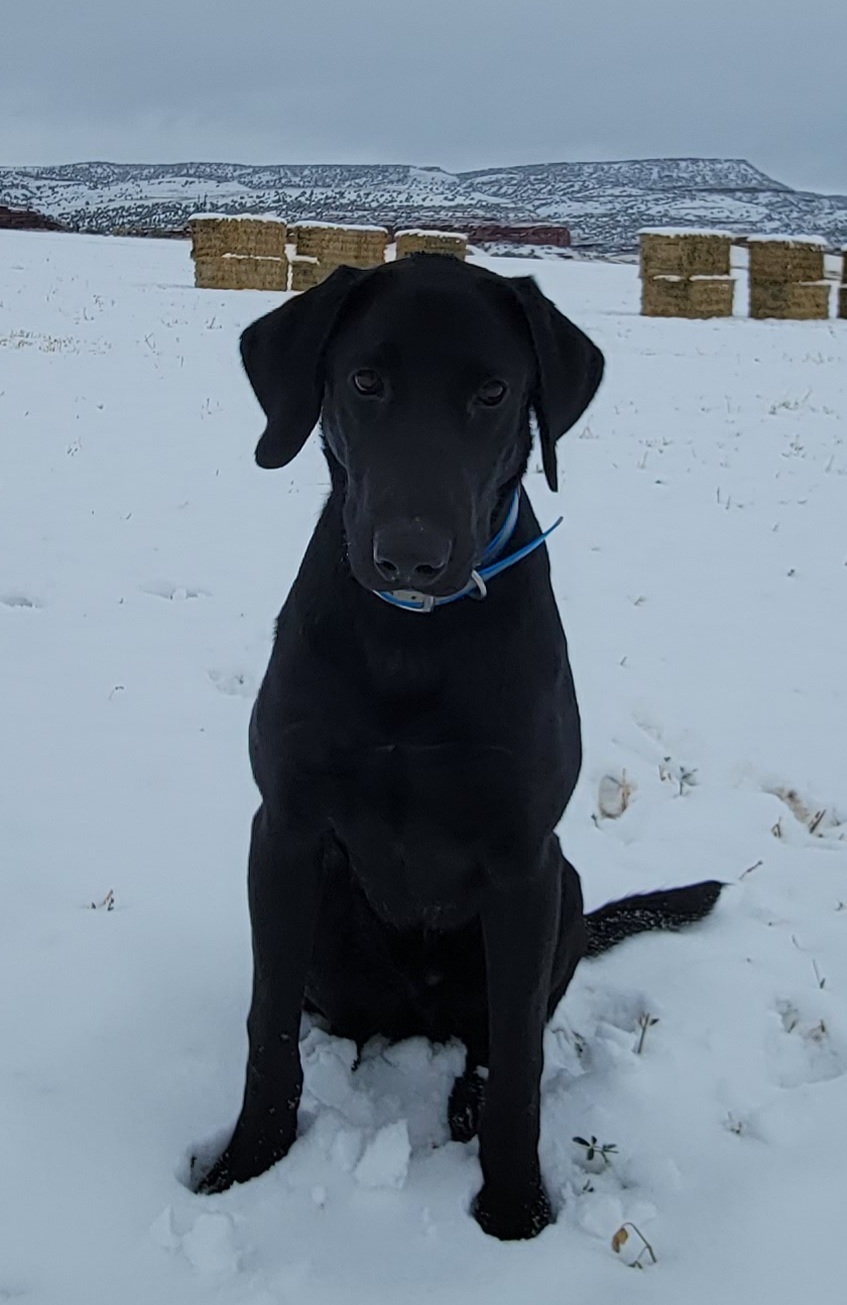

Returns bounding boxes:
[1,0,845,193]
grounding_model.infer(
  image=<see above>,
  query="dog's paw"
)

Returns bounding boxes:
[191,1149,244,1195]
[448,1068,486,1143]
[190,1123,295,1195]
[471,1180,553,1241]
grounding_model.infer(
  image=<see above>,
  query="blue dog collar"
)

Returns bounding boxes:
[374,489,563,614]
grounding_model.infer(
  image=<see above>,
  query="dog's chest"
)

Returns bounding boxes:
[325,740,529,927]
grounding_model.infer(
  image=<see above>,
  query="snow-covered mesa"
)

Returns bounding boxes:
[3,156,847,252]
[1,230,846,1305]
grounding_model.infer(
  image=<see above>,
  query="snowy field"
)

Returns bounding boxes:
[1,230,846,1304]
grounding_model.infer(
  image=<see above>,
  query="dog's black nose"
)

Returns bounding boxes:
[373,521,453,590]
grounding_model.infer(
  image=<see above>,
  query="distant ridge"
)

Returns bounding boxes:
[2,158,845,254]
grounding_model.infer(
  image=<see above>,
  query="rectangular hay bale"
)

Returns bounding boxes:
[290,255,330,292]
[395,229,468,260]
[233,217,288,259]
[747,238,826,284]
[189,215,243,261]
[248,254,290,292]
[839,285,847,319]
[295,223,388,266]
[749,280,830,320]
[641,275,734,319]
[193,256,229,288]
[194,254,289,291]
[319,246,386,268]
[190,214,287,261]
[639,230,732,279]
[688,276,735,318]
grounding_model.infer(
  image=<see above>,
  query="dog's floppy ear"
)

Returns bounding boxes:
[509,276,605,492]
[240,264,372,469]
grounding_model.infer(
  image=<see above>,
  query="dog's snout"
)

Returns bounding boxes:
[372,520,453,591]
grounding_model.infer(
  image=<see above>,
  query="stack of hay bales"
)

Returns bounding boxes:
[395,229,468,260]
[190,214,289,290]
[839,246,847,320]
[639,229,734,318]
[747,236,830,320]
[289,223,387,288]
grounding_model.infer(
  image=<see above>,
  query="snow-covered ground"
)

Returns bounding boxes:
[1,230,845,1304]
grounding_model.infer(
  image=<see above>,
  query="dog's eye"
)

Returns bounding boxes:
[351,369,384,397]
[477,379,508,407]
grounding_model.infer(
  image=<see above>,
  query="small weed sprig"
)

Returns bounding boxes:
[572,1135,618,1166]
[636,1012,659,1055]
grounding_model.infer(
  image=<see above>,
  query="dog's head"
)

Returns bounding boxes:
[240,255,604,597]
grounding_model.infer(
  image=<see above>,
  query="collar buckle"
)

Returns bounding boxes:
[390,590,437,613]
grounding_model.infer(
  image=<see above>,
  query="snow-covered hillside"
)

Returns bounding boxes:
[1,231,846,1304]
[3,157,847,252]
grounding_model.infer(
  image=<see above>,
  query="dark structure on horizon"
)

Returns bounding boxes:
[0,204,67,232]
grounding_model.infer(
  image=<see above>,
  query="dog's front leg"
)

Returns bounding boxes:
[195,805,325,1194]
[472,840,561,1240]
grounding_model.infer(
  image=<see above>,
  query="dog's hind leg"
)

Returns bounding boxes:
[448,1066,488,1143]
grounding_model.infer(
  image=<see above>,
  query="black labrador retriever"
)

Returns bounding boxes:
[194,255,721,1240]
